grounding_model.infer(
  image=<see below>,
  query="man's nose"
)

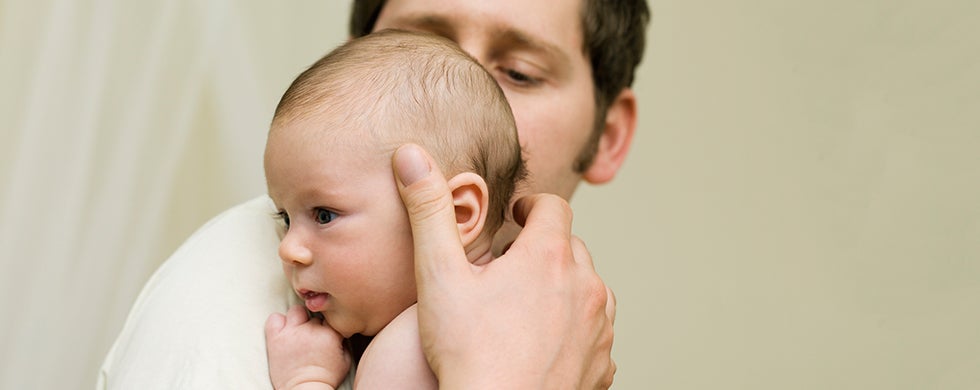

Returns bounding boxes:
[455,37,490,71]
[279,229,313,266]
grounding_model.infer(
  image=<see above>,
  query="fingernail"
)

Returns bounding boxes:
[394,144,430,186]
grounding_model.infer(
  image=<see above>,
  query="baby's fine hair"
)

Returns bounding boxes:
[273,29,525,231]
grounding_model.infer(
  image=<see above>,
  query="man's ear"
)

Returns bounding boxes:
[446,172,489,247]
[583,88,638,184]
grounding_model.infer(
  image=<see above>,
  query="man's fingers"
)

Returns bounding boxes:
[606,286,617,326]
[603,359,618,389]
[570,235,617,327]
[571,233,617,327]
[570,235,595,268]
[392,144,468,280]
[510,194,574,249]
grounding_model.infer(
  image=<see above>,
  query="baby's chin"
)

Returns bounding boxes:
[325,306,410,339]
[325,316,376,339]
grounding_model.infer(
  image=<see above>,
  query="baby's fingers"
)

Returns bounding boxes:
[264,312,286,337]
[285,304,310,326]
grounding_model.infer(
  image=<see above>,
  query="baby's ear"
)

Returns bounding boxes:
[446,172,489,247]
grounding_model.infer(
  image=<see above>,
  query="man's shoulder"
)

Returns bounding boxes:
[98,195,291,390]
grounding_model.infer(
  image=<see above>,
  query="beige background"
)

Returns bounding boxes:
[2,0,978,388]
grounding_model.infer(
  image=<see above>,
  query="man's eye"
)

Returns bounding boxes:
[506,69,535,84]
[314,208,337,224]
[502,68,540,86]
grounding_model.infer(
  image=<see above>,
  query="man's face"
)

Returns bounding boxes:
[374,0,597,200]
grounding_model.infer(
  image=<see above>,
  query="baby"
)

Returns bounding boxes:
[263,30,525,389]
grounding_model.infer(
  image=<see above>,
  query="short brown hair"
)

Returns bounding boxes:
[273,30,525,231]
[349,0,650,172]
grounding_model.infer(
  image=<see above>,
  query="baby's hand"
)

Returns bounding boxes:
[265,305,351,390]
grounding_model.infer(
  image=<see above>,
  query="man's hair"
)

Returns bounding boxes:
[272,30,525,231]
[349,0,650,172]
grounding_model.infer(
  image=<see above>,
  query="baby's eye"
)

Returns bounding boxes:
[314,208,337,224]
[275,211,290,229]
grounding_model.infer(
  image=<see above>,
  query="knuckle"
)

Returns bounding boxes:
[404,186,453,223]
[584,275,608,308]
[541,193,575,224]
[530,231,572,263]
[570,235,590,251]
[554,195,574,220]
[540,239,570,261]
[539,192,572,212]
[603,359,617,388]
[570,235,594,261]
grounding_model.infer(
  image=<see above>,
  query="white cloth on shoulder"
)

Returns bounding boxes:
[97,195,353,390]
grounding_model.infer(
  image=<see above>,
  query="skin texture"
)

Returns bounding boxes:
[373,0,637,253]
[265,104,500,389]
[372,1,633,388]
[354,305,437,389]
[393,144,617,389]
[265,124,418,339]
[268,0,637,387]
[376,0,598,199]
[264,305,350,390]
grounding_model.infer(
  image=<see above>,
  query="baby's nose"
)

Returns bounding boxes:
[278,230,313,266]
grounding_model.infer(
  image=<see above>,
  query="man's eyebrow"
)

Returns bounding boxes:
[492,28,570,65]
[385,13,570,64]
[383,14,453,36]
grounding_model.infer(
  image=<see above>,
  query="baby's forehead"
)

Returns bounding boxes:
[277,118,412,168]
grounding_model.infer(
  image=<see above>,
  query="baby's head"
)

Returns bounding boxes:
[272,29,523,232]
[264,30,524,337]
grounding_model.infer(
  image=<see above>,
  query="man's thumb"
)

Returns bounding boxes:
[393,144,467,277]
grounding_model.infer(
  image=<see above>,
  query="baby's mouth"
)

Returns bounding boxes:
[299,290,329,312]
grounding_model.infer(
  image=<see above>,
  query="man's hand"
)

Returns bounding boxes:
[392,144,617,389]
[265,305,351,390]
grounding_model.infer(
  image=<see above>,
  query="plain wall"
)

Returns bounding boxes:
[577,0,980,388]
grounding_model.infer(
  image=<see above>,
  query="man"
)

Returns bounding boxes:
[98,0,648,388]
